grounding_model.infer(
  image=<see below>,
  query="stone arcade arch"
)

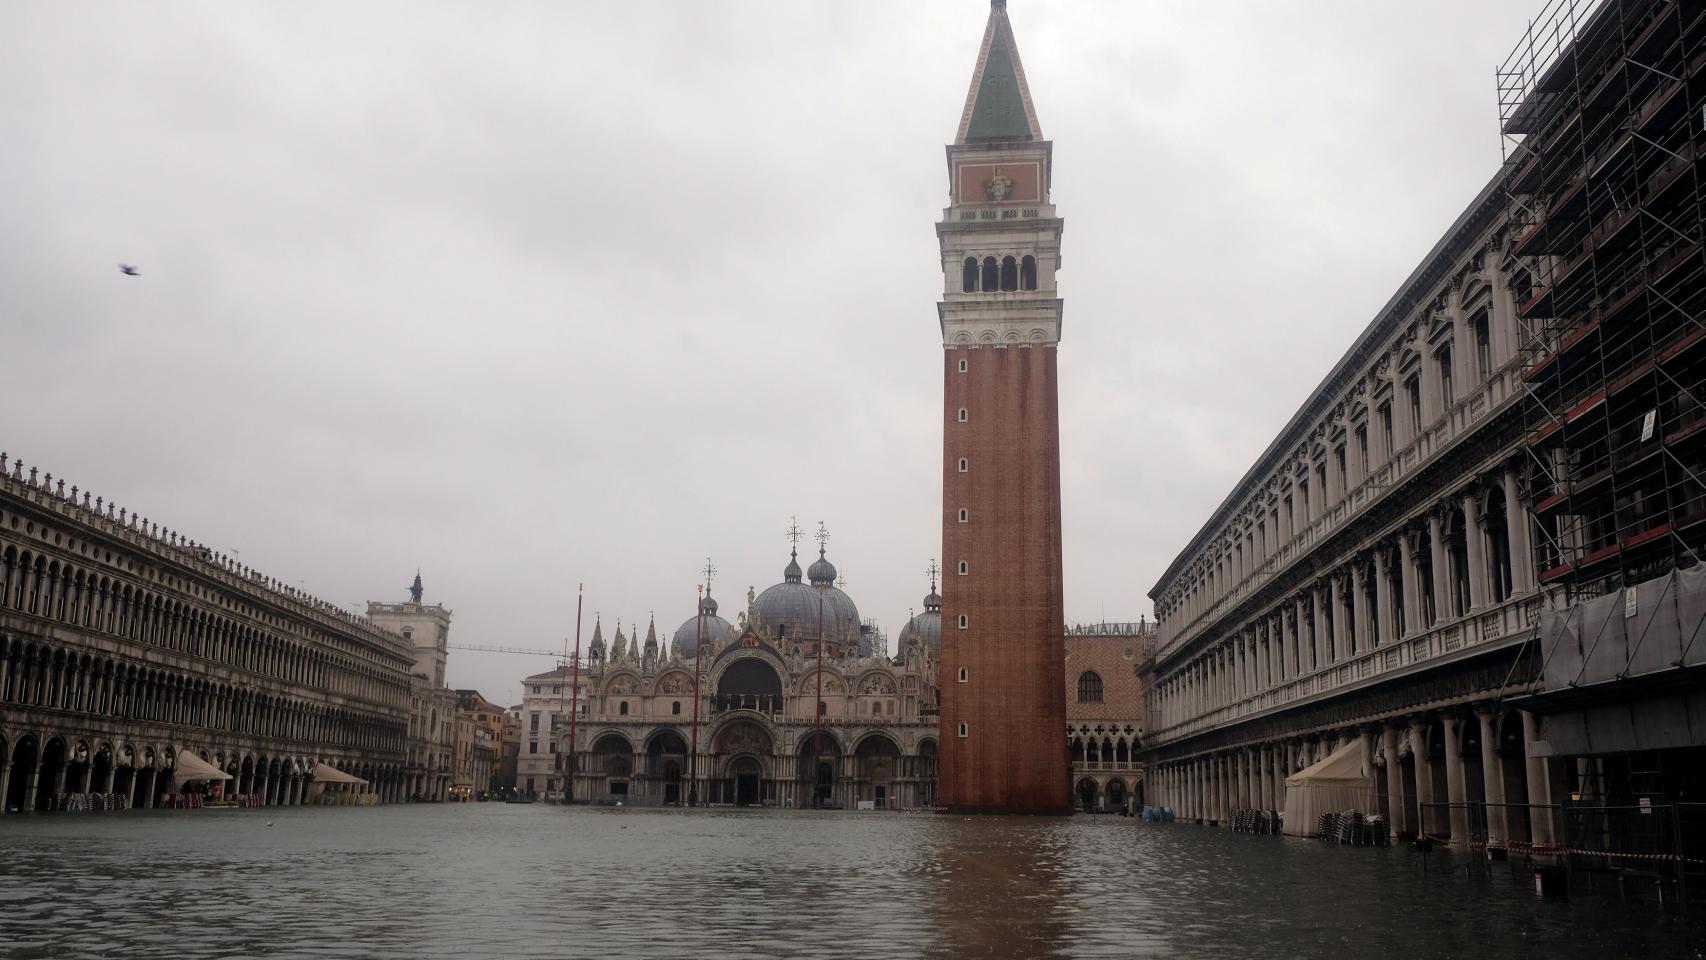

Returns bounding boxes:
[1106,778,1127,813]
[796,729,845,809]
[588,732,634,802]
[1497,713,1532,845]
[36,737,66,811]
[712,719,774,807]
[853,732,902,810]
[646,729,689,805]
[1076,777,1098,813]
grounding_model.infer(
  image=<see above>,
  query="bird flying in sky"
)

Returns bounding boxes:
[118,264,139,276]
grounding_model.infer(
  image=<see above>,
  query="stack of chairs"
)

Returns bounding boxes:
[1230,809,1280,834]
[1317,809,1392,846]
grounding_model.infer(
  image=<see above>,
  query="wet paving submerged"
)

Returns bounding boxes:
[0,804,1699,959]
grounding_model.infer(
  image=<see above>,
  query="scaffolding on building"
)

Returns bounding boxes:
[1498,0,1706,624]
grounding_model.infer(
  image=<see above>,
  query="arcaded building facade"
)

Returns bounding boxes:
[1141,174,1559,845]
[937,0,1069,815]
[1142,0,1706,845]
[0,455,416,811]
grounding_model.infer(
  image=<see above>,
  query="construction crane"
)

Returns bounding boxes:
[445,642,582,662]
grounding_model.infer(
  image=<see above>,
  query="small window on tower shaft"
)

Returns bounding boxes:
[957,721,969,738]
[957,667,969,683]
[958,458,968,473]
[958,508,968,523]
[958,561,968,575]
[959,358,968,373]
[958,408,968,422]
[958,614,968,629]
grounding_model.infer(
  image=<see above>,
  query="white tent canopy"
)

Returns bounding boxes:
[171,750,233,790]
[311,762,367,785]
[1281,740,1375,837]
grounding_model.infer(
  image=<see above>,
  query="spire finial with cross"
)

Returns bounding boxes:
[926,558,940,593]
[702,557,717,592]
[815,520,830,556]
[785,516,803,554]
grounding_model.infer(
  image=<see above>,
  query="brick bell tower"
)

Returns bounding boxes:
[937,0,1068,815]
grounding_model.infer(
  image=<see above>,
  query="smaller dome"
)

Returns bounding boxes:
[672,592,736,659]
[897,588,942,659]
[807,546,837,586]
[783,549,803,584]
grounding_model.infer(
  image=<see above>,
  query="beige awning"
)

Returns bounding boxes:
[312,762,368,785]
[171,750,233,787]
[1281,740,1376,836]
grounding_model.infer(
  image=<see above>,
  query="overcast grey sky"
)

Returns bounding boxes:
[1,1,1542,703]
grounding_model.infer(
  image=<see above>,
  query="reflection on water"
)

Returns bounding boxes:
[0,805,1697,959]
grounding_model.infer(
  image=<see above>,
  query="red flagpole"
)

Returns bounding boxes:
[565,584,583,804]
[690,584,705,806]
[813,584,825,806]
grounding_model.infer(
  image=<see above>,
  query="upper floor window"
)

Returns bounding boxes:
[981,257,999,291]
[1021,255,1037,290]
[962,257,978,293]
[1438,346,1455,409]
[1355,424,1369,472]
[1473,312,1491,379]
[1379,403,1394,453]
[1077,671,1104,703]
[1000,256,1018,291]
[1406,376,1422,433]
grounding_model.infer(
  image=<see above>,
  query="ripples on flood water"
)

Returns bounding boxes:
[0,804,1699,959]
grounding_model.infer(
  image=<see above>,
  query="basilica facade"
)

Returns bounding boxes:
[526,546,942,809]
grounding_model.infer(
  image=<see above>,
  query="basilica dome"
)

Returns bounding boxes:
[896,588,942,659]
[754,547,862,654]
[672,592,736,659]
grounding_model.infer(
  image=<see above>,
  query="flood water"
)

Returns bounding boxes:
[0,804,1698,959]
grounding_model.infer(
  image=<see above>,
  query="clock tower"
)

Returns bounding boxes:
[936,0,1069,814]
